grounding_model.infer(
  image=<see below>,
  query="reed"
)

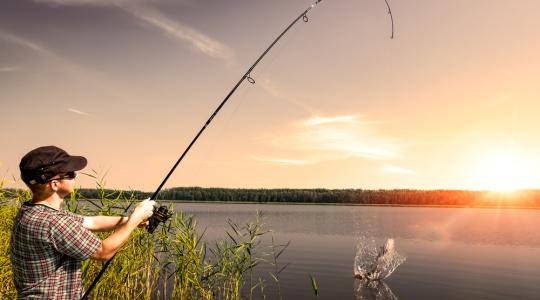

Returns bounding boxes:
[0,172,285,299]
[1,177,33,299]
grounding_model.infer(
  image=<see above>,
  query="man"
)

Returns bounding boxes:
[10,145,156,299]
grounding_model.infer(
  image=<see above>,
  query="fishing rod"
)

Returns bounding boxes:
[81,1,325,298]
[82,0,395,297]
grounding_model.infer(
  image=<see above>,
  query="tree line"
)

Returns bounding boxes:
[3,187,538,207]
[68,187,540,208]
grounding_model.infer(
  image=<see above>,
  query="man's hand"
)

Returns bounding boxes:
[130,199,156,225]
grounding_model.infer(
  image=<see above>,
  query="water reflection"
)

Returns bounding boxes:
[177,203,540,248]
[354,279,398,300]
[177,203,540,299]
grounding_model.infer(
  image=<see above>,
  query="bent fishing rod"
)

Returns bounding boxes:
[81,1,325,298]
[82,0,395,297]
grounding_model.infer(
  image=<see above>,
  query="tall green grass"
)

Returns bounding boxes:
[0,177,28,299]
[0,172,288,299]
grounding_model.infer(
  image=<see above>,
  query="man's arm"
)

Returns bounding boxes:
[90,199,155,261]
[83,216,127,232]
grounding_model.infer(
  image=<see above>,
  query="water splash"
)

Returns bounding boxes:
[354,279,398,300]
[354,238,406,281]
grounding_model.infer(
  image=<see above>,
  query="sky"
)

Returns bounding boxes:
[1,0,540,191]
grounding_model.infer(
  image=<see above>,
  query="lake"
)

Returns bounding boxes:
[174,202,540,300]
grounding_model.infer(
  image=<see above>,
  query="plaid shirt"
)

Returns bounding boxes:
[10,202,101,299]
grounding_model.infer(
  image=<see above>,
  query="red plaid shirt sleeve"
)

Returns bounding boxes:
[49,211,101,260]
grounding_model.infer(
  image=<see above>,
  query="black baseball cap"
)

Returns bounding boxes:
[20,146,87,184]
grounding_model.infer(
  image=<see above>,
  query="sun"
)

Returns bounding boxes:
[468,148,535,192]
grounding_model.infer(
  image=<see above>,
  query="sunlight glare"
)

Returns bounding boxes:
[469,149,534,191]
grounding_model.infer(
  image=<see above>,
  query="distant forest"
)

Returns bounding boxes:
[3,187,539,208]
[68,187,540,208]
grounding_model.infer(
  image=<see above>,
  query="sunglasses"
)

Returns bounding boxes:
[47,171,77,182]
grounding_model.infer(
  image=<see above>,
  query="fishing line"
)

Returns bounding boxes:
[82,0,396,297]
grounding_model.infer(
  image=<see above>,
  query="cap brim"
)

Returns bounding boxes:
[64,156,87,172]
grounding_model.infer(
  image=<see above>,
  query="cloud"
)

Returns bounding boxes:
[250,155,312,165]
[0,30,47,53]
[68,108,92,116]
[33,0,116,5]
[257,115,403,164]
[0,30,103,83]
[304,115,360,126]
[302,115,388,126]
[32,0,233,61]
[0,66,20,72]
[121,4,232,61]
[33,0,188,6]
[382,164,415,174]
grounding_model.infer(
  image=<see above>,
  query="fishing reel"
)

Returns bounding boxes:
[147,205,172,233]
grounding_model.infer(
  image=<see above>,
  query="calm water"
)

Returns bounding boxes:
[174,203,540,300]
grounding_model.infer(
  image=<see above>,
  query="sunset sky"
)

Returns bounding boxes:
[1,0,539,191]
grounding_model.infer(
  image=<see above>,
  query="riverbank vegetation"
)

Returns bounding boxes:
[0,176,290,299]
[69,187,540,208]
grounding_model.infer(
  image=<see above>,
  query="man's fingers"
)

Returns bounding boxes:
[138,220,150,228]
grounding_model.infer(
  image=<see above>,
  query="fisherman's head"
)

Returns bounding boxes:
[19,146,87,196]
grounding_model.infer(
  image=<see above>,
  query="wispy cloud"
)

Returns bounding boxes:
[68,108,92,116]
[256,115,403,164]
[303,115,388,126]
[0,66,20,72]
[250,155,312,165]
[382,164,415,174]
[32,0,233,61]
[0,30,103,85]
[33,0,115,6]
[0,30,47,54]
[121,4,232,61]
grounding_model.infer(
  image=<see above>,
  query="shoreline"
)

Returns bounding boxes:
[163,200,540,210]
[5,198,537,210]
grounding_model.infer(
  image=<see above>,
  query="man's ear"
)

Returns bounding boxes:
[49,180,60,192]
